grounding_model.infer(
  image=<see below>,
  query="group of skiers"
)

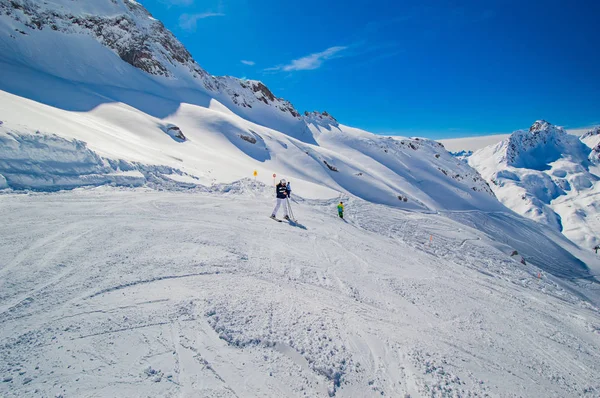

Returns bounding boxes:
[270,178,344,221]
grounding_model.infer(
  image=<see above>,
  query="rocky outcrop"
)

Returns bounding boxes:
[581,126,600,140]
[304,111,337,122]
[303,111,339,129]
[503,120,580,169]
[166,125,185,141]
[0,0,301,118]
[590,143,600,163]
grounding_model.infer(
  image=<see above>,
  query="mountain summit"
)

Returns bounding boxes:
[470,120,600,248]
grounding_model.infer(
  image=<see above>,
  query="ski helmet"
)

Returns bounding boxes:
[280,179,287,184]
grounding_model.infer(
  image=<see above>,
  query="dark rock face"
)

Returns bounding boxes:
[323,160,338,172]
[239,134,257,144]
[252,82,276,103]
[235,80,300,118]
[167,126,186,141]
[304,111,337,123]
[2,0,204,78]
[590,143,600,163]
[529,120,551,133]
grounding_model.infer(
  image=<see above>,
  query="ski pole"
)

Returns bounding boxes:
[286,197,296,221]
[286,198,292,220]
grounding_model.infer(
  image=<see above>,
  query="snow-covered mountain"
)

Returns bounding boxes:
[0,0,311,139]
[582,127,600,163]
[1,2,600,397]
[0,0,497,211]
[470,120,600,249]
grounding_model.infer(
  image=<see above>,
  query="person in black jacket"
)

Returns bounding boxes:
[271,179,291,220]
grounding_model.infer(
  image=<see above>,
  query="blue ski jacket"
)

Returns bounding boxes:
[276,183,290,199]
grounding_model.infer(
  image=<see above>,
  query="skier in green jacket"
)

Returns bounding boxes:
[337,202,344,219]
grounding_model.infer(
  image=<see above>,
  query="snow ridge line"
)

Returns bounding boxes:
[72,321,171,341]
[86,270,226,299]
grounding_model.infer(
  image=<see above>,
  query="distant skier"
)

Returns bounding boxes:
[337,201,344,219]
[271,179,290,221]
[594,245,599,254]
[286,181,292,198]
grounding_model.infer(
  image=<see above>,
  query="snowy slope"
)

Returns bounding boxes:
[438,134,510,152]
[1,2,600,397]
[0,0,497,212]
[470,121,600,249]
[0,187,599,398]
[582,127,600,164]
[0,0,307,141]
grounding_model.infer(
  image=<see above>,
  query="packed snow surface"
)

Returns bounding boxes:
[1,2,600,396]
[1,186,599,398]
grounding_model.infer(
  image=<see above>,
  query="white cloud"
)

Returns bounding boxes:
[241,60,255,66]
[179,12,224,31]
[266,46,348,72]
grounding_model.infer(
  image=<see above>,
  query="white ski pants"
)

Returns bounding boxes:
[272,198,289,217]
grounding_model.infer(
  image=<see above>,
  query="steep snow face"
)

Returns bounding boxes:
[581,126,600,142]
[0,0,499,212]
[309,122,496,210]
[581,127,600,163]
[470,121,600,249]
[0,0,211,80]
[0,88,498,212]
[0,0,308,141]
[503,120,589,170]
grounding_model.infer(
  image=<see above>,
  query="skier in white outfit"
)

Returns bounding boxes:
[271,179,291,220]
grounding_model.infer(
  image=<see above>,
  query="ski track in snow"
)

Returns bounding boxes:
[1,188,600,398]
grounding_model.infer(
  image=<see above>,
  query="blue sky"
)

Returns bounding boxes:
[139,0,600,139]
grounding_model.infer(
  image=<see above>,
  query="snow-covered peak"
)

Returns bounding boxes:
[1,0,202,77]
[470,120,600,249]
[0,0,303,124]
[582,126,600,140]
[589,142,600,164]
[503,120,576,168]
[528,119,552,133]
[304,111,337,121]
[237,79,300,118]
[303,111,338,127]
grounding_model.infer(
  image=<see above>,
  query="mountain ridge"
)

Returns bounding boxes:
[469,120,600,249]
[0,0,499,213]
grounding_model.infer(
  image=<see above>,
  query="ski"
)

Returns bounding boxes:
[270,216,283,222]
